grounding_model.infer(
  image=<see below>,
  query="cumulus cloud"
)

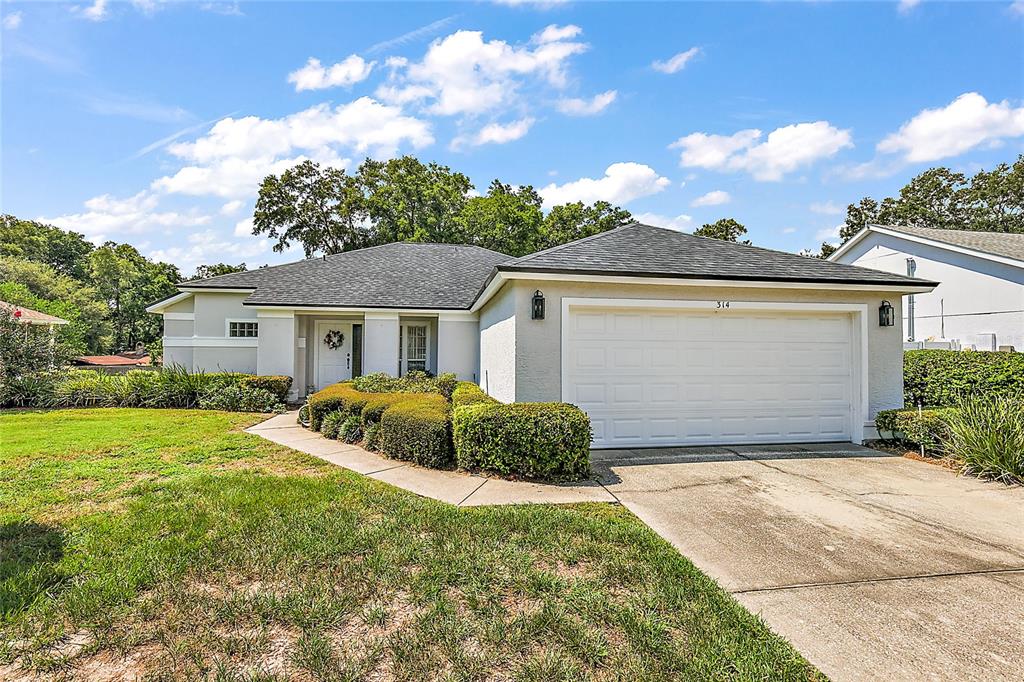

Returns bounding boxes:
[631,211,693,231]
[233,217,254,237]
[810,200,843,215]
[670,121,853,181]
[815,224,844,243]
[556,90,617,116]
[74,0,109,21]
[876,92,1024,163]
[153,150,348,199]
[41,191,211,243]
[690,190,731,207]
[220,200,244,215]
[651,47,700,74]
[376,27,587,117]
[148,229,270,275]
[3,10,23,29]
[454,117,535,149]
[897,0,922,14]
[539,162,670,208]
[288,55,375,92]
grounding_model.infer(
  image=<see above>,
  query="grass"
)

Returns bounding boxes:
[0,408,822,680]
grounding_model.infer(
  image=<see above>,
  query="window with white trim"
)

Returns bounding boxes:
[399,324,428,375]
[228,321,259,338]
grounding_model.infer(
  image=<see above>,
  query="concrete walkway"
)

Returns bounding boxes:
[246,411,616,506]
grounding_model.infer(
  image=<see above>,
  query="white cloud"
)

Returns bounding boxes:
[781,226,798,235]
[233,217,254,237]
[1012,1,1024,16]
[556,90,617,116]
[154,98,431,198]
[815,224,844,243]
[631,211,693,231]
[455,117,535,148]
[652,47,700,74]
[288,56,375,92]
[220,200,244,215]
[670,121,853,181]
[41,191,211,243]
[3,10,23,29]
[810,200,843,215]
[690,190,731,207]
[377,27,587,116]
[539,162,670,208]
[75,0,109,21]
[876,92,1024,163]
[366,16,458,55]
[533,24,582,44]
[897,0,922,14]
[148,229,269,274]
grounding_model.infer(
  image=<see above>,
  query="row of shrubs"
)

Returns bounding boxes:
[904,349,1024,406]
[1,366,291,413]
[306,375,592,481]
[876,396,1024,484]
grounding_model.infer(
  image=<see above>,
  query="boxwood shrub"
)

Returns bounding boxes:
[377,394,452,467]
[451,381,499,409]
[452,402,591,481]
[904,349,1024,407]
[240,375,292,402]
[875,407,957,455]
[307,382,375,430]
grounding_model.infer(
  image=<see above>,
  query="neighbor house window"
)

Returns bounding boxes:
[228,321,259,338]
[399,324,427,375]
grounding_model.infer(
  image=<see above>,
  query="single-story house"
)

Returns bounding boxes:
[830,224,1024,351]
[148,223,936,447]
[1,300,68,329]
[75,350,152,368]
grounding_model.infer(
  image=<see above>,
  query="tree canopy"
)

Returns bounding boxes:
[192,263,247,280]
[693,218,750,244]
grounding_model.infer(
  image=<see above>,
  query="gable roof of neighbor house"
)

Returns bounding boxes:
[182,242,511,309]
[498,223,937,287]
[830,224,1024,265]
[0,300,68,325]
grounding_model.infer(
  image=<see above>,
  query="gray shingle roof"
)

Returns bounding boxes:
[499,223,937,287]
[874,224,1024,263]
[185,242,510,309]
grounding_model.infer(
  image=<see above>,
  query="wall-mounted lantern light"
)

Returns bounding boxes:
[879,300,895,327]
[532,290,545,320]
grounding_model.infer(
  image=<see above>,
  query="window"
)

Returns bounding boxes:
[228,321,258,338]
[399,324,428,375]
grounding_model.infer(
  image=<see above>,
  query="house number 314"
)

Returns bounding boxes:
[716,301,731,309]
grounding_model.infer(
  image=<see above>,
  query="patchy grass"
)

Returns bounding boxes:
[1,409,822,680]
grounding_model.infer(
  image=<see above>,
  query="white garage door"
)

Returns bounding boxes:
[564,306,855,448]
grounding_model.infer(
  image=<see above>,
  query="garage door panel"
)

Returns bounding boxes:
[567,306,855,447]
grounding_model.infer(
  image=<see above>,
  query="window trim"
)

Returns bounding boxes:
[225,318,259,338]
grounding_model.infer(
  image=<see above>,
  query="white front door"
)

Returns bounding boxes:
[565,306,855,448]
[315,321,353,389]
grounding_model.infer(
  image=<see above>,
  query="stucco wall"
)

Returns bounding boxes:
[478,283,516,402]
[193,292,255,337]
[837,233,1024,350]
[163,346,193,370]
[437,316,480,381]
[490,278,906,423]
[164,319,193,338]
[194,347,257,373]
[363,313,400,376]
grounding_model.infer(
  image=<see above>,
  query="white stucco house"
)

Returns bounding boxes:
[830,224,1024,351]
[148,223,935,447]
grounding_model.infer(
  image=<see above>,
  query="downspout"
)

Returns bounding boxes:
[906,258,916,342]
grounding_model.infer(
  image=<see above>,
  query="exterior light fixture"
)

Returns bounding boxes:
[531,290,545,320]
[879,300,895,327]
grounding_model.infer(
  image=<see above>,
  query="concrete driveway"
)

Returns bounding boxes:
[592,443,1024,682]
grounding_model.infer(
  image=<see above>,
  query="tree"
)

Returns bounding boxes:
[253,161,371,257]
[540,201,632,249]
[0,215,94,280]
[456,181,544,256]
[0,306,72,389]
[694,218,750,244]
[359,156,472,244]
[192,263,247,280]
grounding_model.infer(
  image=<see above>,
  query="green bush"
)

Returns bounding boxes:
[199,385,283,413]
[340,415,363,444]
[0,370,64,407]
[241,375,293,402]
[453,402,591,481]
[945,396,1024,484]
[363,422,381,451]
[360,393,414,427]
[321,411,345,439]
[377,394,452,467]
[352,371,458,399]
[904,350,1024,407]
[451,381,499,409]
[307,382,375,430]
[875,407,957,455]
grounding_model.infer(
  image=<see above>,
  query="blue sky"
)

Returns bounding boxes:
[2,0,1022,273]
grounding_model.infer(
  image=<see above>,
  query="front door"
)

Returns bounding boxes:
[315,321,353,389]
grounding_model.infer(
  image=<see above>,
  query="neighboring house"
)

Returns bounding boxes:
[148,223,935,447]
[74,351,151,368]
[830,225,1024,351]
[1,300,68,329]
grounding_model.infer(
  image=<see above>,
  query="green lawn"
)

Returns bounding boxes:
[0,408,821,681]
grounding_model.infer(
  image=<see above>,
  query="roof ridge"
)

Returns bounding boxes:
[507,222,639,265]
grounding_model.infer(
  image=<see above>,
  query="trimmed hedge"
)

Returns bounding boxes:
[307,382,375,430]
[377,394,452,467]
[904,349,1024,407]
[240,375,292,402]
[875,407,957,455]
[451,381,499,409]
[453,402,591,481]
[352,371,458,399]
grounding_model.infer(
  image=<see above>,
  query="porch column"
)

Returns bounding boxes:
[256,309,297,399]
[362,311,399,376]
[437,312,479,381]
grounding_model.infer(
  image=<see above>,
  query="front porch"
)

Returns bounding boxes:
[253,309,480,399]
